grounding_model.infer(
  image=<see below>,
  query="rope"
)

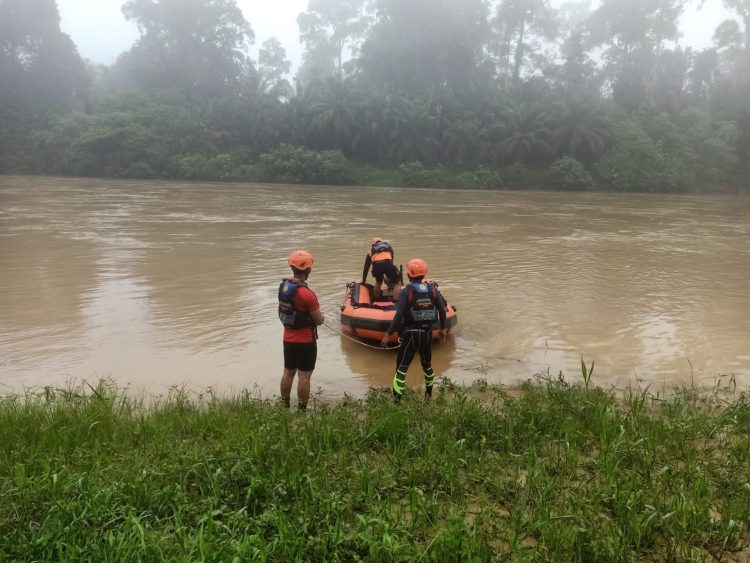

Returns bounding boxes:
[322,322,400,350]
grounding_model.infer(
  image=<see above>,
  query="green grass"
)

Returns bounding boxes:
[1,377,749,561]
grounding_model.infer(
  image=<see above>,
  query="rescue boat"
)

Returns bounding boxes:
[339,281,458,344]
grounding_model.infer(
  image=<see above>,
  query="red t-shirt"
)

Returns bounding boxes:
[283,285,320,343]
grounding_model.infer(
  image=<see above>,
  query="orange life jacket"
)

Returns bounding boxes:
[369,240,394,262]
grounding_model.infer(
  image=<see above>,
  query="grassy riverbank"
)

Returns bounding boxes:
[1,378,749,561]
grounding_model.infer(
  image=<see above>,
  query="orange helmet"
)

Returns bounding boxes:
[406,258,428,278]
[288,250,313,270]
[371,237,382,244]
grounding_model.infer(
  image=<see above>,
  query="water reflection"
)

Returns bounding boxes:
[131,219,253,349]
[340,335,457,390]
[0,229,99,376]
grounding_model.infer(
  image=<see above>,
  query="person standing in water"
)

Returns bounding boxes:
[381,258,447,402]
[362,237,402,300]
[278,250,324,410]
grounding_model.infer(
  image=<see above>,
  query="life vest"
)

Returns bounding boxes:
[406,281,438,325]
[278,279,313,329]
[370,241,394,262]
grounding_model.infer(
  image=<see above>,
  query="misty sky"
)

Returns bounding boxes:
[57,0,735,73]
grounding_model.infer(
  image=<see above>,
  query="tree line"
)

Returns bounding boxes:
[1,0,749,192]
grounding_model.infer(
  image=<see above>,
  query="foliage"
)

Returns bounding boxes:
[501,162,537,188]
[177,154,233,180]
[551,99,612,162]
[1,379,749,560]
[258,144,355,185]
[0,102,36,173]
[588,0,685,111]
[643,109,741,190]
[117,0,254,97]
[492,0,558,85]
[0,0,748,191]
[349,162,402,187]
[0,0,88,108]
[397,161,446,187]
[35,112,167,177]
[595,120,682,192]
[358,0,490,94]
[546,157,595,190]
[0,0,88,173]
[453,168,504,189]
[296,0,368,86]
[494,102,551,164]
[257,38,293,99]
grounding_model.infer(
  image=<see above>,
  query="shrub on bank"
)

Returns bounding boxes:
[546,157,595,190]
[452,168,504,189]
[349,162,401,187]
[177,154,233,180]
[640,109,740,192]
[392,162,498,189]
[35,111,168,178]
[122,160,158,179]
[397,161,447,187]
[500,162,543,189]
[595,120,681,192]
[258,144,355,185]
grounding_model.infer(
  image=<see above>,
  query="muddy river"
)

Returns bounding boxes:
[1,176,748,398]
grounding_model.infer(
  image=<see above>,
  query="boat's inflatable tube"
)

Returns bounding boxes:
[340,282,458,343]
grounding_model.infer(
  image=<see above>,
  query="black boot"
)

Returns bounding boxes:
[425,385,433,399]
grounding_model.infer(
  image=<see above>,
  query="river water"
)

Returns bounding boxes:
[1,176,749,398]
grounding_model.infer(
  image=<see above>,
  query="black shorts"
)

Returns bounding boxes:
[283,340,317,371]
[372,260,400,285]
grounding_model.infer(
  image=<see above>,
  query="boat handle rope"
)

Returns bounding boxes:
[321,322,401,350]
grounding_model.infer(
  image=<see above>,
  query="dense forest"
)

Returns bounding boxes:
[1,0,749,192]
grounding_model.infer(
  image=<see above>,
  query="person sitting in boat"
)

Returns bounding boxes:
[381,258,447,402]
[362,237,402,301]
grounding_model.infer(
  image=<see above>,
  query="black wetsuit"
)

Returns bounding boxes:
[385,281,447,399]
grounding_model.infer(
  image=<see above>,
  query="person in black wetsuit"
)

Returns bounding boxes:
[380,258,447,402]
[362,237,402,300]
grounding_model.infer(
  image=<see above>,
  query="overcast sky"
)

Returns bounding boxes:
[57,0,735,73]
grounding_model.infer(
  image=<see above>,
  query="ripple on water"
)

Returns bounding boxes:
[1,177,749,394]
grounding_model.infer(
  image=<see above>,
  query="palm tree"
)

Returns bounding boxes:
[384,98,444,164]
[305,78,365,154]
[493,102,550,164]
[443,116,491,166]
[359,94,445,164]
[551,98,613,162]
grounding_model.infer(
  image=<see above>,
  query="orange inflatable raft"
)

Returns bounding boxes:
[340,282,458,344]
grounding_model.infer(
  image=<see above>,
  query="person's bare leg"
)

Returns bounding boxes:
[297,370,313,409]
[280,368,296,407]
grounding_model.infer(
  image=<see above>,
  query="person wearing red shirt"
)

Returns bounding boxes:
[278,250,324,410]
